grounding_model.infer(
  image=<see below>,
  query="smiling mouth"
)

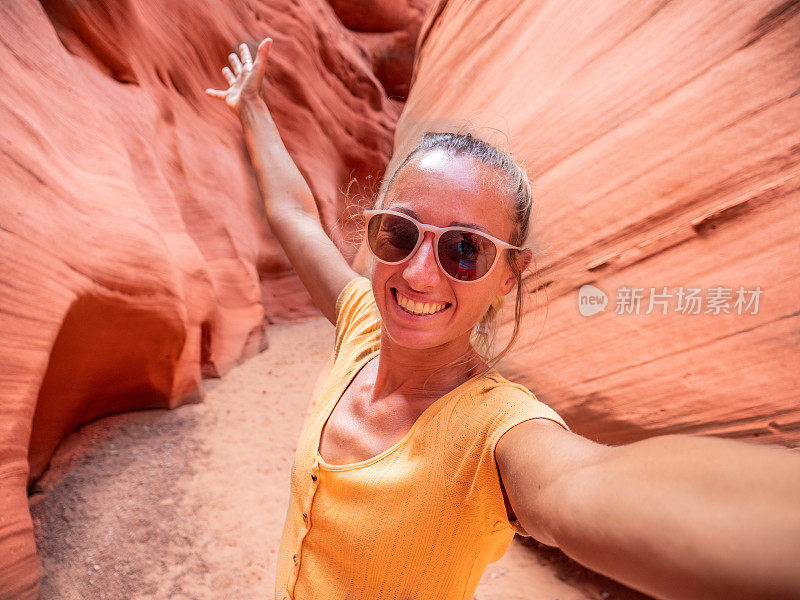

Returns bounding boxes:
[392,288,451,316]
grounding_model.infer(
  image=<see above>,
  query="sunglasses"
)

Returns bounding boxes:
[363,209,522,283]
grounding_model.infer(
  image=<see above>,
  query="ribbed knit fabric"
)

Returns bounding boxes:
[275,277,569,600]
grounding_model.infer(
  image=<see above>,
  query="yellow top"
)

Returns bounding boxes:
[275,277,569,600]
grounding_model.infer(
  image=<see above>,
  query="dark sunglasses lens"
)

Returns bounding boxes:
[367,213,419,263]
[438,230,497,281]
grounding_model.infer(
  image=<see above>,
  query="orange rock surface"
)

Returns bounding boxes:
[392,0,800,445]
[0,0,425,596]
[3,0,799,598]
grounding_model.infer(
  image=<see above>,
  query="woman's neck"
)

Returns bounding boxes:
[370,328,486,404]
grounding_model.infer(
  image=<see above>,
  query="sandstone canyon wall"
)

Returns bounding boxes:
[3,0,799,598]
[0,0,426,596]
[392,0,800,445]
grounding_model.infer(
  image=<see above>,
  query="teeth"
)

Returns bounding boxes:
[395,291,447,316]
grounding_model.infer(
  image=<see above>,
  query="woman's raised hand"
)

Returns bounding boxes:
[205,38,272,115]
[205,35,356,323]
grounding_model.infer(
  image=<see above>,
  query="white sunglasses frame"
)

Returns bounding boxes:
[363,208,523,283]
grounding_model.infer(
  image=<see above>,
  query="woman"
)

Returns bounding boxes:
[206,38,800,600]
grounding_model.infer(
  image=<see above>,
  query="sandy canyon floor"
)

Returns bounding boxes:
[30,318,648,600]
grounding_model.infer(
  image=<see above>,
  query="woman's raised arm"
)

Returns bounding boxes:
[206,38,357,324]
[495,418,800,600]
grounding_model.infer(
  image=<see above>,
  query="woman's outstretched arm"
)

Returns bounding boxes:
[495,418,800,600]
[206,39,357,323]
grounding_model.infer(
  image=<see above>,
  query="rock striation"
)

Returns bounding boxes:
[0,0,426,596]
[391,0,800,446]
[3,0,798,598]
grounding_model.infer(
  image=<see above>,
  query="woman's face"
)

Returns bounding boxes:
[370,149,520,353]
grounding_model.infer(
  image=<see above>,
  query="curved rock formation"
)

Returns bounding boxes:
[391,0,800,445]
[0,0,426,597]
[5,0,799,597]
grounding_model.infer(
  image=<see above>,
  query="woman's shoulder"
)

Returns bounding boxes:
[440,370,568,505]
[333,276,381,359]
[458,369,569,434]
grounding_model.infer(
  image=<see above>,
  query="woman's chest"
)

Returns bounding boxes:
[317,373,431,466]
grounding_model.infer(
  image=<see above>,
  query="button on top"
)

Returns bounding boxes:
[293,553,298,564]
[302,512,308,520]
[311,474,317,481]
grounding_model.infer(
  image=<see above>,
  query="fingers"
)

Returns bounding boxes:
[257,37,273,60]
[252,37,272,83]
[224,42,257,81]
[239,43,253,67]
[206,38,272,101]
[228,51,243,76]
